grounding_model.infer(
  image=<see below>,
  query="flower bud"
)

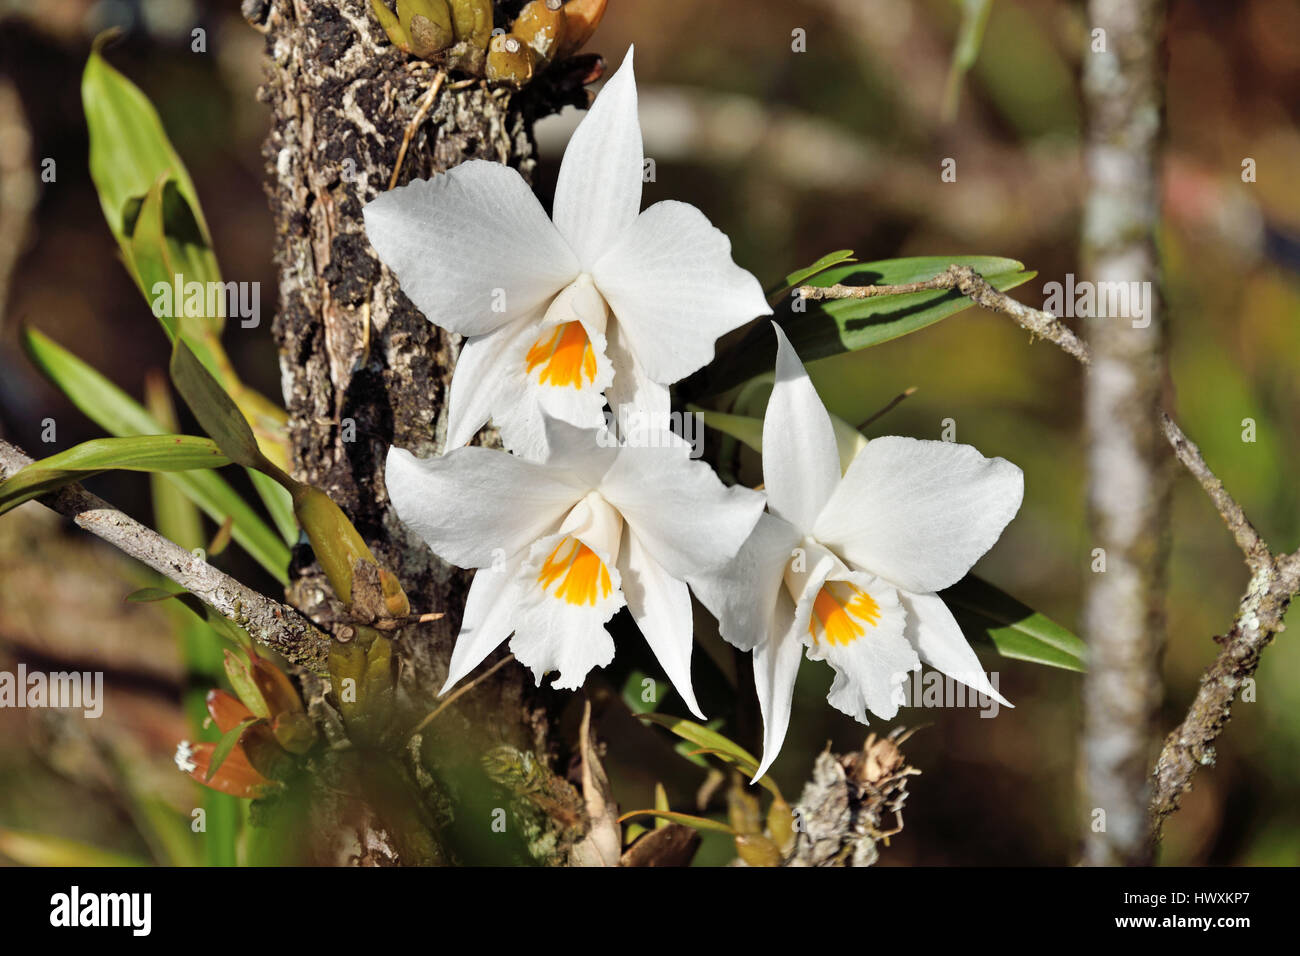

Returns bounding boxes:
[513,0,567,64]
[486,33,535,88]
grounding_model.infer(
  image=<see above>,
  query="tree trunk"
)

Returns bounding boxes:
[1078,0,1171,867]
[252,0,572,865]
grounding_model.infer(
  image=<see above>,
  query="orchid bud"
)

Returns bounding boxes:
[292,483,409,619]
[556,0,607,59]
[734,832,783,868]
[513,0,567,64]
[249,655,305,717]
[371,0,454,58]
[448,0,492,49]
[486,33,535,88]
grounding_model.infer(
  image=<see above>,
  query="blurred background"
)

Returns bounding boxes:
[0,0,1297,865]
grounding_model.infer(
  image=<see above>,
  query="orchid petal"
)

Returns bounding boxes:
[363,161,578,337]
[899,590,1011,708]
[552,47,643,270]
[600,442,764,580]
[385,445,583,569]
[439,562,519,695]
[751,593,803,781]
[619,530,705,719]
[688,508,800,653]
[814,436,1024,593]
[762,324,842,533]
[593,200,770,384]
[445,321,532,450]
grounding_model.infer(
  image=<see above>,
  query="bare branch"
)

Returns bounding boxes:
[0,438,330,673]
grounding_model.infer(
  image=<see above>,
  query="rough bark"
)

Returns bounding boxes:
[1078,0,1171,867]
[252,0,576,864]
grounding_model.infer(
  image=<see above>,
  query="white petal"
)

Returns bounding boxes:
[762,324,842,533]
[801,567,919,724]
[551,48,643,271]
[599,442,764,580]
[605,318,672,435]
[439,562,519,695]
[752,593,803,781]
[814,436,1024,594]
[618,530,705,719]
[494,309,615,461]
[536,417,621,487]
[363,161,578,336]
[445,321,532,450]
[385,445,583,568]
[509,531,624,690]
[899,590,1011,708]
[592,200,771,384]
[688,508,800,652]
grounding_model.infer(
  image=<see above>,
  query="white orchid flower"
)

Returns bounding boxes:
[385,418,764,717]
[690,325,1024,777]
[363,47,770,459]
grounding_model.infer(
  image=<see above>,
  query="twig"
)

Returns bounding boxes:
[798,264,1093,366]
[0,438,331,673]
[408,653,516,738]
[388,70,446,191]
[806,261,1300,847]
[858,386,917,431]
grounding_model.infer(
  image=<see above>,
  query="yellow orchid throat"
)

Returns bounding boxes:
[526,321,597,388]
[538,537,613,606]
[809,581,881,647]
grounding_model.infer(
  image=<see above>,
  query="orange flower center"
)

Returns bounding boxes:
[809,581,881,647]
[537,537,613,606]
[526,321,597,388]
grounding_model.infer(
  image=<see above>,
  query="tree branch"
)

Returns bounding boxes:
[802,262,1300,846]
[0,438,330,673]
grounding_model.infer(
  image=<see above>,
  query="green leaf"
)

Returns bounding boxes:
[941,0,994,123]
[22,327,290,581]
[941,573,1087,672]
[83,44,210,252]
[0,435,231,516]
[689,405,763,454]
[765,248,856,300]
[169,339,275,475]
[685,256,1035,399]
[248,469,299,546]
[128,176,223,345]
[207,716,261,781]
[617,809,736,835]
[638,713,782,799]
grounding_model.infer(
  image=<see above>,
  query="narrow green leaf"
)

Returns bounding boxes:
[22,328,289,581]
[685,256,1036,399]
[638,713,782,799]
[207,716,261,781]
[617,809,736,835]
[941,573,1087,672]
[765,248,856,300]
[941,0,994,123]
[0,436,230,516]
[689,405,763,454]
[83,43,210,249]
[169,339,274,475]
[248,468,299,546]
